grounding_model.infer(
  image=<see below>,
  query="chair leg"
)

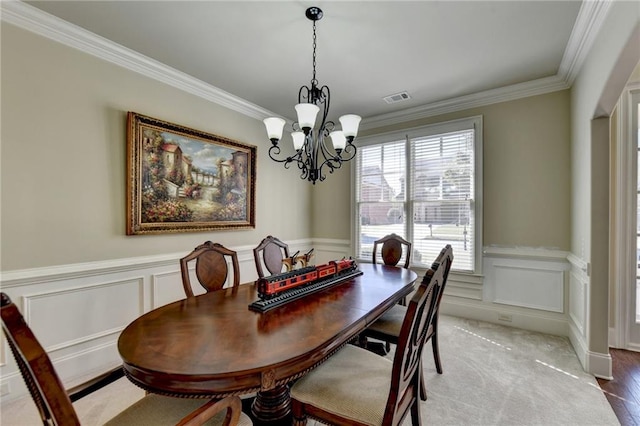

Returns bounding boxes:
[357,333,368,348]
[411,400,421,426]
[431,324,443,374]
[419,361,427,401]
[291,399,308,426]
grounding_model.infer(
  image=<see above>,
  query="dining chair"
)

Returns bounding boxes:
[252,235,290,278]
[180,241,240,297]
[290,262,440,426]
[363,233,413,353]
[363,244,454,401]
[372,233,412,269]
[0,292,252,426]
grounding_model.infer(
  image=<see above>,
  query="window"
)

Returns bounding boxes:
[354,116,482,274]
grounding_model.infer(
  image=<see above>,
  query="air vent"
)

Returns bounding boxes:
[383,91,411,104]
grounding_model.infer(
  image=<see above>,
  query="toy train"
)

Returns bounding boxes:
[257,258,358,300]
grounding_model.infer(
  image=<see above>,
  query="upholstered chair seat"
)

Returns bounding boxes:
[104,394,253,426]
[290,344,393,425]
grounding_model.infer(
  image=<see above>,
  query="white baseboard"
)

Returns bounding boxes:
[441,297,569,336]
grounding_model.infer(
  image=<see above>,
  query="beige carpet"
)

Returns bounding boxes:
[1,315,619,425]
[415,315,619,425]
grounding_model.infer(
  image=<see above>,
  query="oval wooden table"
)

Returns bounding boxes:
[118,263,418,424]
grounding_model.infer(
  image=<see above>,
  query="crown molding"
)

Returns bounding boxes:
[0,0,278,121]
[558,0,613,86]
[361,75,570,130]
[362,0,612,130]
[2,0,611,129]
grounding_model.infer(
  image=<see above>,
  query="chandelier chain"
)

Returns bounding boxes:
[312,21,317,85]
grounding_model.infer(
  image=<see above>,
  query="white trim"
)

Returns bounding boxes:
[567,252,589,274]
[484,246,569,261]
[610,84,640,350]
[0,0,612,130]
[0,253,184,286]
[586,351,613,380]
[558,0,614,86]
[441,297,569,337]
[361,76,569,130]
[0,0,278,121]
[0,239,316,287]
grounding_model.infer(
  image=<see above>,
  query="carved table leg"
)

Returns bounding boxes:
[251,385,291,424]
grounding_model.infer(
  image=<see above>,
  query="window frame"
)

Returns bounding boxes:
[351,115,483,275]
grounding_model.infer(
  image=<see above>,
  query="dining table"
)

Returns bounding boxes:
[117,262,418,424]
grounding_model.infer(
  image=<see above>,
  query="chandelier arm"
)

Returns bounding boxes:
[297,148,311,180]
[317,125,338,159]
[318,85,330,129]
[268,144,303,169]
[338,142,358,162]
[298,85,311,104]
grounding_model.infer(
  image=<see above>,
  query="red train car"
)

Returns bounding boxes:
[257,258,357,299]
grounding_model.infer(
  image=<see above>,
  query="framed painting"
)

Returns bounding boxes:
[126,112,256,235]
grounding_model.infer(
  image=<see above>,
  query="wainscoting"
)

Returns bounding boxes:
[441,246,571,337]
[1,241,601,402]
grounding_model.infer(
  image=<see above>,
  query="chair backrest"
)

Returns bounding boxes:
[1,293,81,425]
[382,262,443,425]
[431,244,454,316]
[253,235,290,278]
[372,233,412,269]
[180,241,240,297]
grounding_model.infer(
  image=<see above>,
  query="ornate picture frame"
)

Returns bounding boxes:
[126,112,256,235]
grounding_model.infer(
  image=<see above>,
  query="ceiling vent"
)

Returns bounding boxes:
[383,91,411,104]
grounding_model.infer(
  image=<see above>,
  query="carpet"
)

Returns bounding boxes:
[409,315,619,425]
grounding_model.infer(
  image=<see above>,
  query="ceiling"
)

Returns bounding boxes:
[21,1,586,126]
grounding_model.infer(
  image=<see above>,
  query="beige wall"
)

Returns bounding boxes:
[1,24,312,271]
[313,90,572,251]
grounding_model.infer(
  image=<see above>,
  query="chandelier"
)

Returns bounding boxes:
[263,6,361,185]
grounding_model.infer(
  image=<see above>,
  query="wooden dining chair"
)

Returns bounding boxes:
[180,241,240,297]
[252,235,290,278]
[362,233,414,354]
[290,262,440,426]
[363,244,454,401]
[372,233,412,269]
[373,233,412,306]
[0,292,252,426]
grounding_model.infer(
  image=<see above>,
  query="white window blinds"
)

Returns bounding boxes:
[355,116,482,273]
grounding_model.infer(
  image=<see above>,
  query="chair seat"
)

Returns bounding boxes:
[368,295,433,339]
[368,304,406,336]
[290,344,392,426]
[104,394,253,426]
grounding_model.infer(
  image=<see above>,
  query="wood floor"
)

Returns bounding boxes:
[597,349,640,425]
